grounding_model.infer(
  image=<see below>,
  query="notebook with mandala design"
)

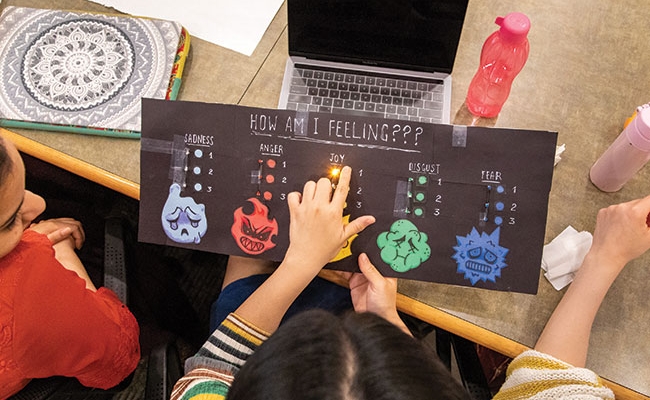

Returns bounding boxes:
[0,6,190,138]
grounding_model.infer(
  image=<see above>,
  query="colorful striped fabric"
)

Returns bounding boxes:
[171,313,269,400]
[493,350,615,399]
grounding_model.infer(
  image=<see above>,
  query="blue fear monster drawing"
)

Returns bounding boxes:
[452,227,508,285]
[161,183,208,244]
[377,219,431,273]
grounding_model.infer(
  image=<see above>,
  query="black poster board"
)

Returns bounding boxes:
[139,99,557,294]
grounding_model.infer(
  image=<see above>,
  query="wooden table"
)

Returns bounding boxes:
[3,0,650,398]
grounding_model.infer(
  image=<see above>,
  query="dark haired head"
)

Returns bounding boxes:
[0,136,12,188]
[227,309,469,400]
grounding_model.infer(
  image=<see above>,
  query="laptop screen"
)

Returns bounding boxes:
[287,0,469,74]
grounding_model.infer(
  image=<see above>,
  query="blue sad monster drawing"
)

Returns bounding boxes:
[161,183,207,244]
[452,227,508,285]
[377,219,431,273]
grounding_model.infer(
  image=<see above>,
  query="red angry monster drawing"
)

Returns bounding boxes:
[231,198,278,255]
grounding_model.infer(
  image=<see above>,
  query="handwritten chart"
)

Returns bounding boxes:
[139,99,557,293]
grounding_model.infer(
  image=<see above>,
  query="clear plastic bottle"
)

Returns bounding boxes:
[590,104,650,192]
[465,12,531,118]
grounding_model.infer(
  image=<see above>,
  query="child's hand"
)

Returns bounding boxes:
[534,195,650,367]
[235,167,375,333]
[284,166,375,276]
[29,218,85,250]
[30,218,95,291]
[588,194,650,271]
[348,253,410,334]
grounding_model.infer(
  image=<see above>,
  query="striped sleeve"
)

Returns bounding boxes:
[493,350,615,400]
[171,313,270,400]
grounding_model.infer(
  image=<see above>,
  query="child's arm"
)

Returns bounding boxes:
[234,166,375,334]
[29,218,96,291]
[534,195,650,367]
[51,239,97,291]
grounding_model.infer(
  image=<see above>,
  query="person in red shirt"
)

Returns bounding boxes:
[0,133,140,398]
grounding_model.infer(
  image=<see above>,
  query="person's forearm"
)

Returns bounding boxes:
[234,254,320,334]
[52,244,97,291]
[534,251,622,367]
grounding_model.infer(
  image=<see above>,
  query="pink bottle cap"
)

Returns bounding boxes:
[627,105,650,152]
[496,12,531,42]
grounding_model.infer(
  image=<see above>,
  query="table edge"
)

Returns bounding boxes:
[1,128,140,200]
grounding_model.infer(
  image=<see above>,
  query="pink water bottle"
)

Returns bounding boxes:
[590,104,650,192]
[466,12,531,118]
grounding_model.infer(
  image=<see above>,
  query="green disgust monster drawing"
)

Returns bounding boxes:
[377,219,431,273]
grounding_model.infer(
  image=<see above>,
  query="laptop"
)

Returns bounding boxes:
[278,0,469,124]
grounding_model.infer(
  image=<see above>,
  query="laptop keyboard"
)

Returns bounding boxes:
[285,64,445,123]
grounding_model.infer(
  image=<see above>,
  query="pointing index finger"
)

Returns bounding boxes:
[331,166,352,206]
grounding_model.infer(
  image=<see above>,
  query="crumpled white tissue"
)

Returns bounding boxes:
[541,225,592,290]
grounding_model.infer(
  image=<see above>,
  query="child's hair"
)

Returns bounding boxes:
[227,309,470,400]
[0,136,11,186]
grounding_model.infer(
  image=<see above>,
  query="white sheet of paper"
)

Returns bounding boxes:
[88,0,284,56]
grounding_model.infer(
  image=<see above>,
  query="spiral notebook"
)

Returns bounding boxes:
[0,6,190,138]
